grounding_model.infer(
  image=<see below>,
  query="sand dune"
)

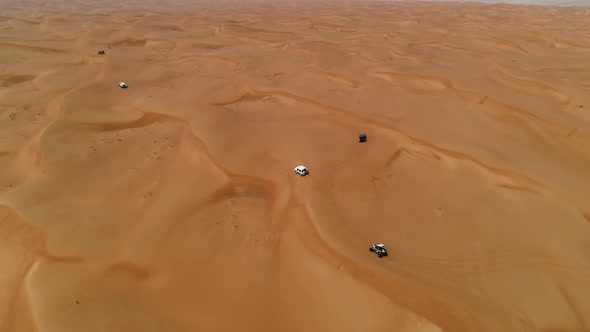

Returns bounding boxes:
[1,0,590,331]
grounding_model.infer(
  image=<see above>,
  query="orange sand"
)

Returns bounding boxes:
[1,1,590,331]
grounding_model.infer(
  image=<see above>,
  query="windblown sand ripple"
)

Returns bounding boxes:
[1,0,590,331]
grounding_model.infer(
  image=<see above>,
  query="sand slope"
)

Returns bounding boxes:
[1,1,590,331]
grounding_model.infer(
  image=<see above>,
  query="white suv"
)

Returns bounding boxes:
[294,165,309,176]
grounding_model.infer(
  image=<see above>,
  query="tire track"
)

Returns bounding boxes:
[396,250,590,278]
[287,192,485,332]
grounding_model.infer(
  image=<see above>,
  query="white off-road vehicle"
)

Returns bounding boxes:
[369,243,388,258]
[294,165,309,176]
[119,82,128,88]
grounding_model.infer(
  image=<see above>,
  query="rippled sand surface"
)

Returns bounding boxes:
[1,0,590,331]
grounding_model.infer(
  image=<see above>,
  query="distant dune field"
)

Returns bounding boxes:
[1,1,590,331]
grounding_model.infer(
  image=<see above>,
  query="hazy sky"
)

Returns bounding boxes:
[436,0,590,5]
[378,0,590,5]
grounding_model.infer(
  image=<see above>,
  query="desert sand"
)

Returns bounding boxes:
[1,0,590,331]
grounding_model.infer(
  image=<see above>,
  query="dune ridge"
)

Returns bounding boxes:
[1,0,590,331]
